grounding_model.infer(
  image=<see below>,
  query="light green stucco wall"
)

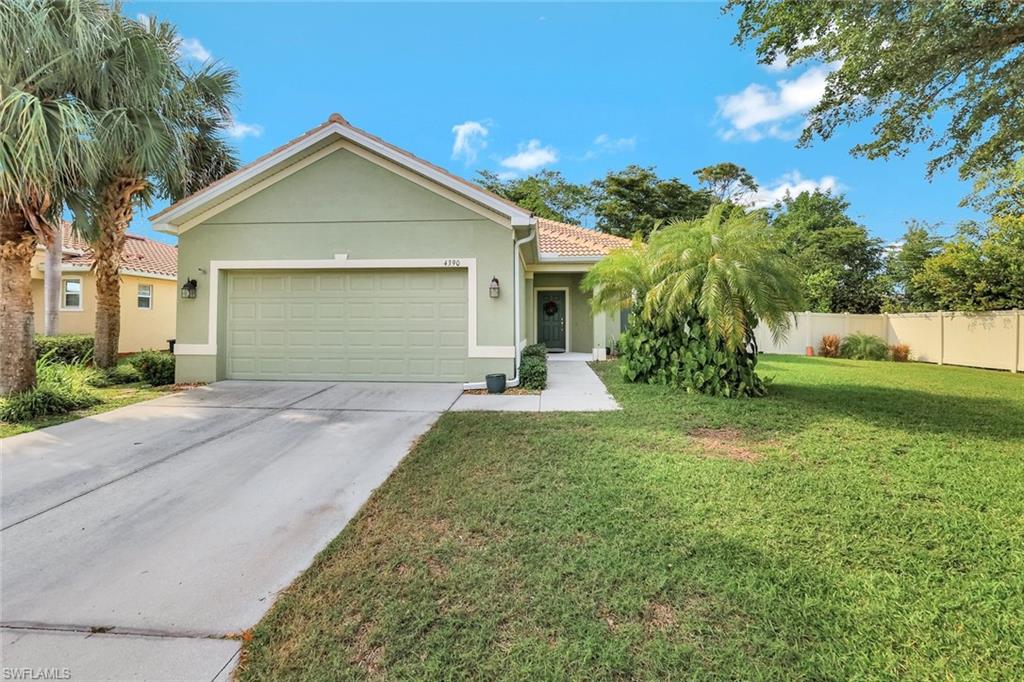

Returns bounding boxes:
[175,147,516,383]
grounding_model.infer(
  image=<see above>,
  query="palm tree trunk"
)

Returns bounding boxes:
[93,176,146,369]
[0,212,38,395]
[43,230,62,336]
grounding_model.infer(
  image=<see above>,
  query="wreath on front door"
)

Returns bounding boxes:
[543,300,559,316]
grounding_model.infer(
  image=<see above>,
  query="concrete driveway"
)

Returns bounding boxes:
[0,380,462,681]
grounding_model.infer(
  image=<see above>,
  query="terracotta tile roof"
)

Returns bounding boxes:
[58,222,177,278]
[535,218,631,258]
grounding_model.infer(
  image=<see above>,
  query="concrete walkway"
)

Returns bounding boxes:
[1,381,462,681]
[450,359,619,412]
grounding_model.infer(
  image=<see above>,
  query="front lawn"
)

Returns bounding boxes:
[240,356,1024,680]
[0,383,175,439]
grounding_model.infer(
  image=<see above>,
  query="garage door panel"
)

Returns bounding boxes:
[226,270,467,381]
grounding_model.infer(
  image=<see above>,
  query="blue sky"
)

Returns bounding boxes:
[131,2,981,245]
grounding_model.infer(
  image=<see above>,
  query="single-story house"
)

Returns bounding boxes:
[152,114,630,387]
[31,224,178,352]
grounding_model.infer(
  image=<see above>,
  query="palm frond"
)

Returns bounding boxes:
[585,205,804,350]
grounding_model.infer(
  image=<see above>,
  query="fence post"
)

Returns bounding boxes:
[844,311,850,337]
[883,313,890,345]
[938,311,945,366]
[1014,309,1020,374]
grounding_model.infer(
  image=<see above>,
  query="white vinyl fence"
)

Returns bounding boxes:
[755,310,1023,373]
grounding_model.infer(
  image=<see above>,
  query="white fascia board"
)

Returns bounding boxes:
[538,253,602,263]
[153,122,534,233]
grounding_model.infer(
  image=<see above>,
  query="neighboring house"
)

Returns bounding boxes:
[31,224,178,353]
[152,113,630,386]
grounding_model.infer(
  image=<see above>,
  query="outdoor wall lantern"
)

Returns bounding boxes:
[489,276,500,299]
[180,278,198,299]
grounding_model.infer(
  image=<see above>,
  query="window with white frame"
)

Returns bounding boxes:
[137,284,153,309]
[61,278,82,311]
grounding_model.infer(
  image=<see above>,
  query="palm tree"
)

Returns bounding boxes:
[84,14,239,368]
[586,204,803,350]
[584,205,803,396]
[0,0,113,394]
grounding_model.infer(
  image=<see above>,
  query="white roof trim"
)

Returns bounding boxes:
[152,120,535,234]
[537,253,603,263]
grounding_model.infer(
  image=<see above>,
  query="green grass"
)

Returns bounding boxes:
[239,356,1024,680]
[0,383,173,439]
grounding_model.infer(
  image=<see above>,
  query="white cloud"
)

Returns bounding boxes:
[178,37,212,62]
[225,120,263,139]
[500,139,558,172]
[762,38,818,73]
[580,133,637,160]
[764,52,792,73]
[451,121,489,164]
[716,64,834,141]
[135,13,211,63]
[593,133,636,152]
[746,171,841,208]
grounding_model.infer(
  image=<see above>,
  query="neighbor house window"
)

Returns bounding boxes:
[137,284,153,309]
[61,278,82,311]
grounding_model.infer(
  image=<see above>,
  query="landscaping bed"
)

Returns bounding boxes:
[238,356,1024,679]
[0,382,177,439]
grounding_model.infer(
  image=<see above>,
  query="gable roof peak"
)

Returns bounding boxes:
[327,112,348,125]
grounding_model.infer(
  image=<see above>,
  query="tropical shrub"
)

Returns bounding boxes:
[889,343,911,362]
[618,306,766,397]
[34,335,95,364]
[0,352,101,422]
[583,205,803,398]
[818,334,842,358]
[521,343,548,360]
[89,361,143,387]
[519,355,547,390]
[130,350,176,386]
[839,333,889,361]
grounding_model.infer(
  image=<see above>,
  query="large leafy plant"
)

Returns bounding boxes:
[584,205,803,397]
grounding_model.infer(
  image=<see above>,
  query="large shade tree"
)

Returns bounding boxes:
[768,190,886,313]
[592,165,714,240]
[476,170,595,226]
[583,205,803,397]
[0,0,112,394]
[84,14,239,368]
[727,0,1024,182]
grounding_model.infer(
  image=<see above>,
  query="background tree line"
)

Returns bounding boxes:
[480,162,1024,315]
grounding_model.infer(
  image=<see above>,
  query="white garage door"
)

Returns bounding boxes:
[225,269,468,381]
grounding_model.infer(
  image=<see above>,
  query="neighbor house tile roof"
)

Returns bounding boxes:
[535,218,631,258]
[58,223,178,278]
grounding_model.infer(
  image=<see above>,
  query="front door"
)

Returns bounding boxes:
[537,290,566,351]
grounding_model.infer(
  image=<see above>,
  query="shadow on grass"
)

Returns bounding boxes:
[770,382,1024,441]
[596,361,1024,442]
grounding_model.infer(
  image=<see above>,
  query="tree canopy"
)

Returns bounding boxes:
[592,165,713,239]
[477,170,594,225]
[911,218,1024,312]
[727,0,1024,180]
[884,221,944,312]
[768,191,886,313]
[693,162,758,203]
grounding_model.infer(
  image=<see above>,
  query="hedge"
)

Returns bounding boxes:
[34,335,94,364]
